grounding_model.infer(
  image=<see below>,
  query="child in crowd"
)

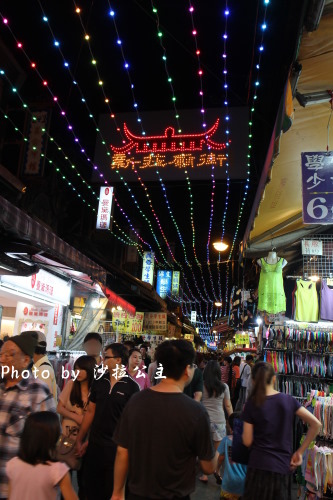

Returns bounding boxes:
[217,412,247,499]
[6,412,78,500]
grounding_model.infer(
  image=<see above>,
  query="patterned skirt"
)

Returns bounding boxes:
[243,467,292,500]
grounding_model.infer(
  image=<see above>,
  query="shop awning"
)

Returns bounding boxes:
[101,285,136,316]
[0,195,106,284]
[242,5,333,260]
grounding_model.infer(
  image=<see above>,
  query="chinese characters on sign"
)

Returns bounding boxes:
[112,311,144,334]
[156,270,172,299]
[141,252,155,285]
[301,152,333,224]
[191,311,197,325]
[301,239,323,256]
[96,186,113,230]
[143,312,167,333]
[171,271,180,296]
[111,152,227,171]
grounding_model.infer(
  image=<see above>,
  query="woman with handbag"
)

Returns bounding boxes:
[57,355,96,498]
[6,412,78,500]
[199,360,233,484]
[242,362,321,500]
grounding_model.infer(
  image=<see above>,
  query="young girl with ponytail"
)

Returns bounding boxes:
[242,362,321,500]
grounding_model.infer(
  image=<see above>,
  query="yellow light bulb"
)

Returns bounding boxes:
[85,34,90,41]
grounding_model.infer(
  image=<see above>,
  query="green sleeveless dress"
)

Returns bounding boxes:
[258,258,286,314]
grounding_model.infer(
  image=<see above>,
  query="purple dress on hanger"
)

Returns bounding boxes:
[320,280,333,321]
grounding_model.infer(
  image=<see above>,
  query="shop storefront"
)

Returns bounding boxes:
[0,269,70,349]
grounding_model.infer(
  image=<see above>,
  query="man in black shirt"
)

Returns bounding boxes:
[183,366,203,401]
[76,342,139,500]
[112,340,217,500]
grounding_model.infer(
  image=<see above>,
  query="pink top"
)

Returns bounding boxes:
[6,457,69,500]
[126,368,151,391]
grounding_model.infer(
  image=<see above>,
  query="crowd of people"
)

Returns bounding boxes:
[0,331,322,500]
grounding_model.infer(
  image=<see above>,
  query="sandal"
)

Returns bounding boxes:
[199,476,208,484]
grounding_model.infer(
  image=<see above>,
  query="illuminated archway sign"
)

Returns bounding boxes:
[110,120,226,178]
[111,119,226,154]
[94,108,249,181]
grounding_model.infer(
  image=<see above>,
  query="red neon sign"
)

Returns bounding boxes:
[110,119,226,154]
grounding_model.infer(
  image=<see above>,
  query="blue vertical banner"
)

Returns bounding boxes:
[156,270,172,299]
[141,252,155,285]
[171,271,180,296]
[301,152,333,224]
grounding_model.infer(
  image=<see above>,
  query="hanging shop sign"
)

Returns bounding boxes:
[184,333,194,341]
[156,270,172,299]
[191,311,197,325]
[171,271,180,296]
[112,311,144,334]
[24,111,49,175]
[143,312,167,333]
[301,239,323,255]
[141,252,155,286]
[96,186,113,230]
[0,269,70,306]
[93,108,248,182]
[301,152,333,224]
[142,334,165,343]
[234,333,250,345]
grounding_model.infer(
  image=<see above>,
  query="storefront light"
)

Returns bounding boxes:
[91,298,100,308]
[309,275,320,282]
[0,284,57,307]
[256,317,262,325]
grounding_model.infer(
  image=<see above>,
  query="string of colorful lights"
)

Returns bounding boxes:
[217,1,231,314]
[1,12,209,322]
[0,2,260,332]
[224,0,270,314]
[0,10,177,268]
[0,105,146,253]
[150,0,182,130]
[100,2,214,321]
[144,1,217,311]
[0,67,156,259]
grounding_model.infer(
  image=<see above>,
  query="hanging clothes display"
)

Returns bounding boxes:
[295,280,319,322]
[257,258,286,314]
[321,280,333,322]
[228,287,257,329]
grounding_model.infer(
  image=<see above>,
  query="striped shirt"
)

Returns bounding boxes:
[0,376,56,498]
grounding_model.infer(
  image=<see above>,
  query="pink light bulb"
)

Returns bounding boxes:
[192,30,197,35]
[17,42,22,48]
[3,18,8,24]
[53,96,58,101]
